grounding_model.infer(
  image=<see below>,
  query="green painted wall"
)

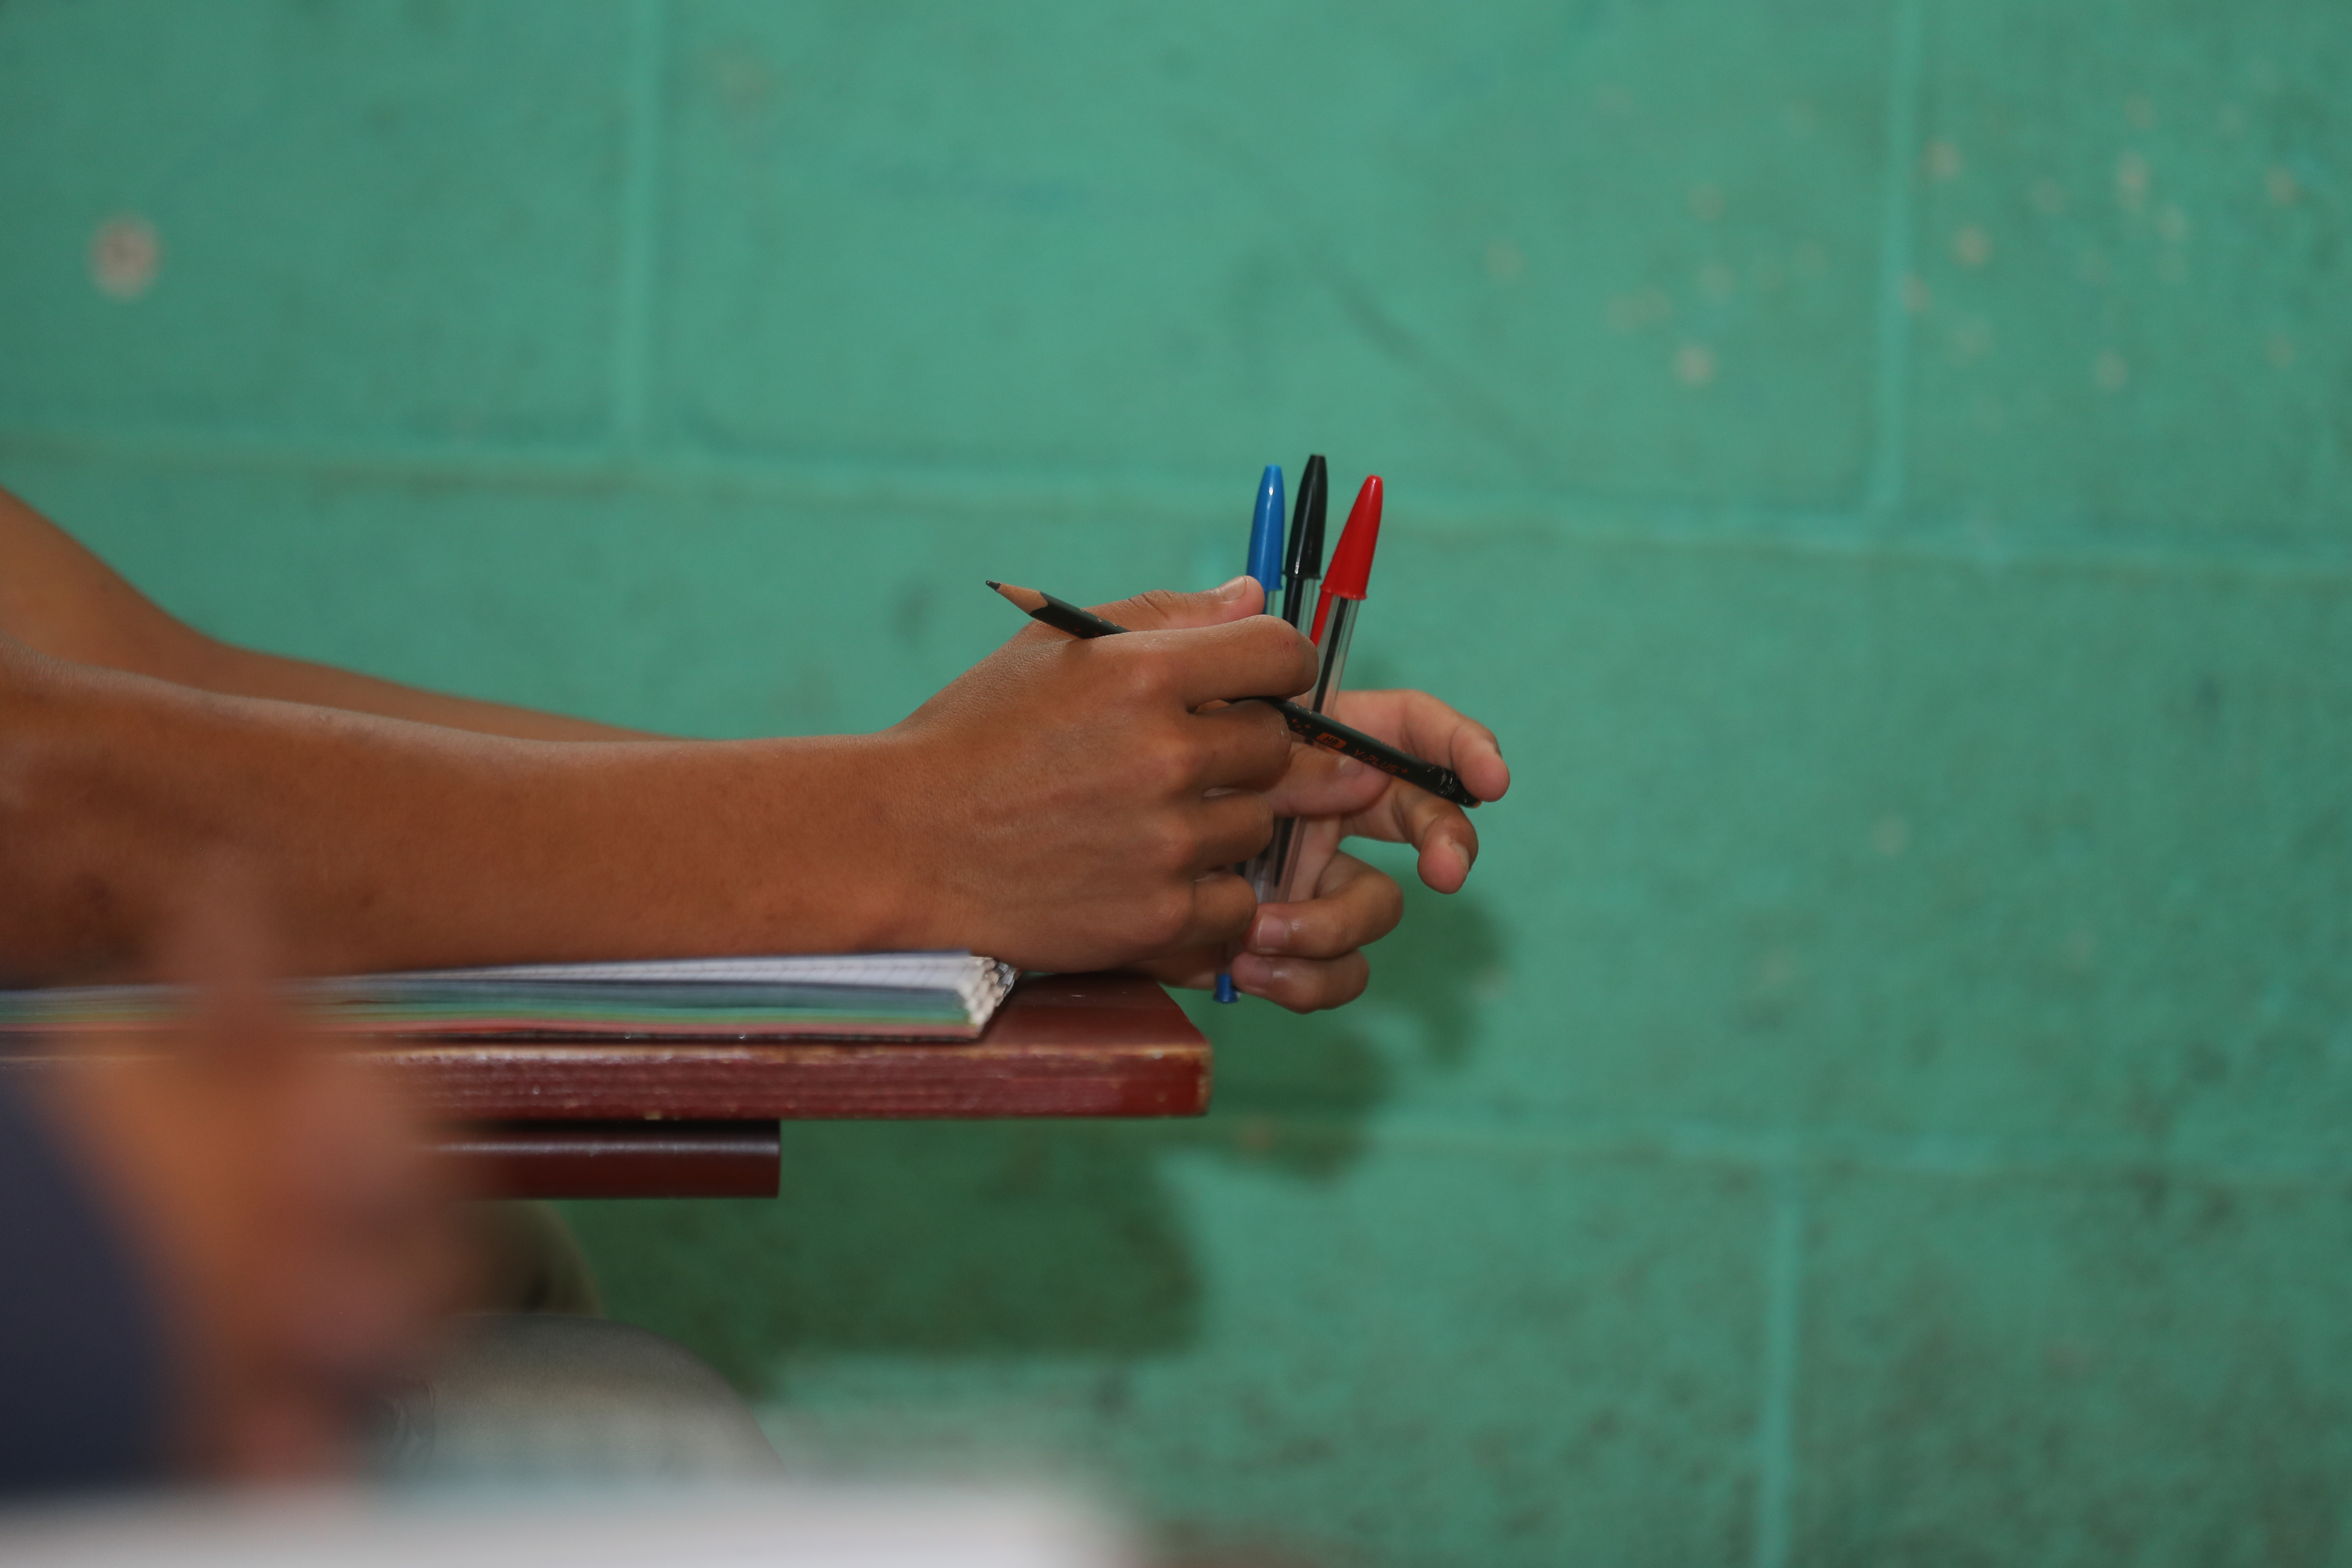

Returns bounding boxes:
[5,1,2350,1561]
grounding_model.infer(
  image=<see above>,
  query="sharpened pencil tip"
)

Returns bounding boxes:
[983,579,1001,590]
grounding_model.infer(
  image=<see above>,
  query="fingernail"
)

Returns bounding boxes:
[1249,911,1288,952]
[1230,953,1274,991]
[1212,575,1250,601]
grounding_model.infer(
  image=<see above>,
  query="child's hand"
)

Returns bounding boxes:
[1135,847,1402,1011]
[884,577,1314,973]
[1136,687,1505,1013]
[1276,688,1509,898]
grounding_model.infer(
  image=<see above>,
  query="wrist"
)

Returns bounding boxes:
[713,729,950,956]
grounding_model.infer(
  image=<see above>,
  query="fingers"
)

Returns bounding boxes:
[1331,688,1510,804]
[1007,578,1265,653]
[1244,851,1403,961]
[1189,789,1275,872]
[1229,949,1371,1013]
[1251,688,1504,893]
[1274,815,1345,909]
[1228,851,1396,1012]
[1118,614,1316,710]
[1410,808,1478,894]
[1136,942,1374,1012]
[1187,700,1294,791]
[1344,783,1481,894]
[1133,853,1401,1013]
[1018,595,1314,713]
[1261,689,1500,894]
[1260,744,1392,818]
[1168,868,1259,954]
[1097,577,1264,631]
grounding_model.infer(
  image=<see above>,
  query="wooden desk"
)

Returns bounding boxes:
[401,972,1208,1200]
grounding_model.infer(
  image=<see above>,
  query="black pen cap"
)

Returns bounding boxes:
[1285,454,1329,579]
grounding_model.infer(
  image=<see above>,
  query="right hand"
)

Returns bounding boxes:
[880,577,1316,972]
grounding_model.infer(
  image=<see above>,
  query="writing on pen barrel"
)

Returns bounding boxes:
[1253,698,1480,809]
[984,581,1482,809]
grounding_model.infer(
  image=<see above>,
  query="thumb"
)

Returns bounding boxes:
[1099,575,1266,632]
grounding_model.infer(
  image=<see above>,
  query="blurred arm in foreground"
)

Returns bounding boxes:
[2,898,453,1491]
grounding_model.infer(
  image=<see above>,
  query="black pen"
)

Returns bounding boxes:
[1258,454,1330,903]
[986,581,1479,808]
[1279,455,1328,630]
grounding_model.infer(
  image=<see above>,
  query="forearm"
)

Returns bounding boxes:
[0,642,903,985]
[165,642,652,741]
[0,487,644,740]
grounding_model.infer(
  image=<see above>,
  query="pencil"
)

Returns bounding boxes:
[986,581,1479,808]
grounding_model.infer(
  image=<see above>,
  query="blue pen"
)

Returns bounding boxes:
[1218,464,1287,1004]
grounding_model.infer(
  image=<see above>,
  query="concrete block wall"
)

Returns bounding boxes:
[4,2,2349,1562]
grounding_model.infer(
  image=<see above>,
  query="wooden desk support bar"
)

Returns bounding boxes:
[372,973,1210,1123]
[434,1120,781,1200]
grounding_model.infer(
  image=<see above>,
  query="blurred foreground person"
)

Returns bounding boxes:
[0,894,780,1496]
[1,896,453,1490]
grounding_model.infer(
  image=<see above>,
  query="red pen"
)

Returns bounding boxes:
[1278,476,1383,898]
[1306,475,1381,698]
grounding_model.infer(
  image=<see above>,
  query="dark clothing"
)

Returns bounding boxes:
[0,1076,169,1495]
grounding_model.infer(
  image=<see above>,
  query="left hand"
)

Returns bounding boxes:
[1136,687,1509,1012]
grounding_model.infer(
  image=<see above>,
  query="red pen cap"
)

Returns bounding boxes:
[1323,476,1383,600]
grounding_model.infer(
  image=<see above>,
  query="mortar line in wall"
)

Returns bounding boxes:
[10,426,2352,591]
[609,0,668,448]
[1751,1164,1804,1568]
[1863,0,1926,516]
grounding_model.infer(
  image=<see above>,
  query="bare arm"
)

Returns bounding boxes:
[0,600,1310,986]
[0,485,1500,1011]
[0,487,643,740]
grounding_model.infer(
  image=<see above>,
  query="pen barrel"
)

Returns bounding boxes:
[1247,826,1289,904]
[1275,598,1360,899]
[1306,597,1357,716]
[1281,573,1321,631]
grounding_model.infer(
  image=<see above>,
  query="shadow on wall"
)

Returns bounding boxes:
[566,880,1505,1389]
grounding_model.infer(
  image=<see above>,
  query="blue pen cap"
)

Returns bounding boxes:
[1247,465,1287,595]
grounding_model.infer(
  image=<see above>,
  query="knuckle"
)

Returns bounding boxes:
[1274,953,1369,1013]
[1131,588,1188,624]
[1249,619,1316,686]
[1237,790,1275,847]
[1136,885,1194,950]
[1112,648,1177,707]
[1128,731,1197,795]
[1254,705,1295,761]
[1144,815,1200,876]
[1245,615,1296,657]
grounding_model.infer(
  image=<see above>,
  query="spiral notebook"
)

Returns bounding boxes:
[0,952,1021,1044]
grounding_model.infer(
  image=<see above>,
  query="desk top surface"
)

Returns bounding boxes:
[368,971,1210,1121]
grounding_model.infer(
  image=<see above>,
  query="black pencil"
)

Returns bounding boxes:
[986,581,1480,808]
[986,582,1131,639]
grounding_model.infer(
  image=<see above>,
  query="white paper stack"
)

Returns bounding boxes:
[0,952,1021,1043]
